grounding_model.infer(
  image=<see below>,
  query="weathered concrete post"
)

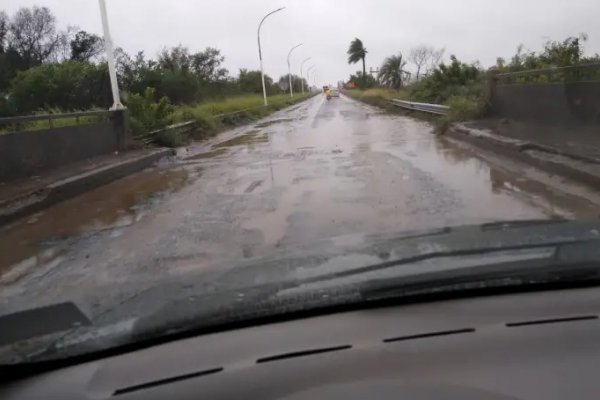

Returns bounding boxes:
[111,109,131,150]
[486,68,498,114]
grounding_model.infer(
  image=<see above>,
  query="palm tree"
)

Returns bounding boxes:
[378,53,408,91]
[347,38,367,87]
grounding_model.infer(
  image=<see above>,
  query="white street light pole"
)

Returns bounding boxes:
[98,0,123,110]
[299,57,311,94]
[306,65,315,88]
[286,43,303,98]
[306,65,316,82]
[258,7,285,106]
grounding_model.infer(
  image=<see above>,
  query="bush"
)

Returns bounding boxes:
[155,129,188,147]
[127,87,174,134]
[446,95,486,121]
[172,106,217,139]
[408,55,483,104]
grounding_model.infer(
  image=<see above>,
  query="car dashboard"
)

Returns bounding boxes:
[3,286,600,399]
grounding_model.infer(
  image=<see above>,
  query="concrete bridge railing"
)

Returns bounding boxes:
[0,109,130,183]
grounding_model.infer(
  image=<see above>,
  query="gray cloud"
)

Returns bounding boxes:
[5,0,600,86]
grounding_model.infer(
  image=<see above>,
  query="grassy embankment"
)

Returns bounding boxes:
[345,87,486,134]
[343,88,404,110]
[344,58,488,134]
[153,92,314,146]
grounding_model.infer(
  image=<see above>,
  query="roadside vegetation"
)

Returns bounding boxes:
[343,35,599,132]
[344,88,402,110]
[0,6,313,143]
[138,92,311,147]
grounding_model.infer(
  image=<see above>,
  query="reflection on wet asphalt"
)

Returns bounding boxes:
[1,95,597,311]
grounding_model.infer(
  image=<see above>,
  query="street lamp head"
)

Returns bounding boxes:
[300,57,312,71]
[260,6,285,26]
[287,43,303,60]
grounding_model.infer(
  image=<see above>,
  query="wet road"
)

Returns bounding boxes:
[2,95,598,312]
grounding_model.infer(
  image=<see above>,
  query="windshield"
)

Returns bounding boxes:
[1,0,600,366]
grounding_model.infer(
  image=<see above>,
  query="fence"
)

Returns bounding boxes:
[490,63,600,124]
[494,63,600,84]
[0,109,130,182]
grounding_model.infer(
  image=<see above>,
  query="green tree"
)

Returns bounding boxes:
[238,69,272,93]
[347,38,367,87]
[277,74,307,93]
[0,11,8,54]
[347,71,376,88]
[157,45,228,81]
[378,53,408,90]
[70,30,103,61]
[115,49,157,94]
[9,60,111,113]
[7,6,62,68]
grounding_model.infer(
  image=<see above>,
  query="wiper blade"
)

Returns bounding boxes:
[360,241,600,301]
[296,237,590,287]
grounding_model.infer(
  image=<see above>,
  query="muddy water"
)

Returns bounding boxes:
[212,130,268,148]
[0,167,188,279]
[187,148,228,159]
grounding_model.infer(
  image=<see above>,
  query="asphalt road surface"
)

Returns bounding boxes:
[2,94,597,314]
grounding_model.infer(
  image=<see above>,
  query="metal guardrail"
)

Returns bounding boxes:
[0,110,112,125]
[0,110,114,134]
[389,99,449,115]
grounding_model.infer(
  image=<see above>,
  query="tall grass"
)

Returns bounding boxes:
[344,88,405,109]
[193,94,294,115]
[152,92,313,146]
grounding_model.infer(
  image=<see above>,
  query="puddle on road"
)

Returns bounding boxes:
[186,148,228,160]
[255,118,294,128]
[212,131,268,148]
[0,167,189,281]
[384,135,600,220]
[487,166,599,218]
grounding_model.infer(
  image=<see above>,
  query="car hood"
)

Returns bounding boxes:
[3,218,600,365]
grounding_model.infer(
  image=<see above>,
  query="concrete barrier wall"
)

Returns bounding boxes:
[0,111,129,183]
[492,81,600,124]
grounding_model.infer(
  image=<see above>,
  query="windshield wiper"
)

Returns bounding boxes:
[295,237,595,288]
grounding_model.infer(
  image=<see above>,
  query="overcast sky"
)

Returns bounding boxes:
[4,0,600,86]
